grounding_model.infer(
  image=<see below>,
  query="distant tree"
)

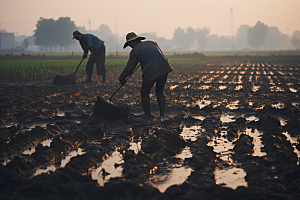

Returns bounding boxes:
[262,27,288,50]
[291,30,300,49]
[56,17,76,51]
[186,27,196,48]
[195,26,210,50]
[22,38,29,49]
[205,34,232,50]
[97,24,112,40]
[247,21,268,49]
[34,17,76,51]
[173,27,195,50]
[34,17,56,51]
[235,25,250,49]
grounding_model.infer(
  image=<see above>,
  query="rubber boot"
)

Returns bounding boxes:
[85,74,92,83]
[102,74,106,83]
[141,98,152,117]
[157,96,166,117]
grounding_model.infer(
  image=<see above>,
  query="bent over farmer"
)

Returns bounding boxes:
[73,30,106,83]
[119,32,173,117]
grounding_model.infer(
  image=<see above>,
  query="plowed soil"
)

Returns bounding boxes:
[1,57,300,200]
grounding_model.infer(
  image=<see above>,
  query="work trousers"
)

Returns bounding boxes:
[140,73,168,99]
[86,44,106,76]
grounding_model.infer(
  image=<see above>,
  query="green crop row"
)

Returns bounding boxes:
[0,59,128,80]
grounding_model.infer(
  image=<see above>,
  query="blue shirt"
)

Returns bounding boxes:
[79,34,104,54]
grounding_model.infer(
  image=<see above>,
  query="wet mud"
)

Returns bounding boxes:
[1,58,300,199]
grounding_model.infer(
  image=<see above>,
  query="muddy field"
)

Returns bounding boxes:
[1,57,300,200]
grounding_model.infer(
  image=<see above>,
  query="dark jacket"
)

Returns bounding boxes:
[119,41,172,82]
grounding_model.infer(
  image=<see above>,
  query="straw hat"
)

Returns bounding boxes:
[123,32,146,48]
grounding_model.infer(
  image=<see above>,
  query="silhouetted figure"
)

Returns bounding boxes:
[73,30,106,83]
[119,32,172,117]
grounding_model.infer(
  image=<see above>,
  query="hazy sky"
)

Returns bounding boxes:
[0,0,299,39]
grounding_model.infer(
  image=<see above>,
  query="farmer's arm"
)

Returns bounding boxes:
[119,52,138,85]
[80,37,89,58]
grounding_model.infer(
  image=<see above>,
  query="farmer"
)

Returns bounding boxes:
[119,32,173,117]
[73,30,106,83]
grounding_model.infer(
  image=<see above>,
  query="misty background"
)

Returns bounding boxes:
[0,16,300,52]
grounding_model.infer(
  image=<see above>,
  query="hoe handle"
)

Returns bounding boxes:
[72,58,84,78]
[109,63,141,101]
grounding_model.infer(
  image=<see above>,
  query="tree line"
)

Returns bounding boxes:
[29,17,300,51]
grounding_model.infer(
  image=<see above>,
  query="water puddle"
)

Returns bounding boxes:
[208,128,248,189]
[210,125,267,189]
[278,117,287,127]
[246,115,259,122]
[272,102,285,109]
[1,138,54,166]
[34,148,85,176]
[282,132,300,164]
[289,88,297,93]
[170,85,178,90]
[149,165,193,193]
[192,115,206,121]
[181,125,204,142]
[176,146,193,160]
[23,138,53,155]
[252,85,260,92]
[91,151,124,186]
[129,139,142,155]
[215,167,247,189]
[219,85,227,90]
[244,128,266,157]
[56,110,65,117]
[235,85,243,91]
[270,86,284,92]
[226,100,239,110]
[195,97,212,109]
[198,85,211,90]
[220,113,236,123]
[148,147,193,192]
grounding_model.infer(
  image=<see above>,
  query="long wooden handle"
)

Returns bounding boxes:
[72,58,84,78]
[109,63,141,101]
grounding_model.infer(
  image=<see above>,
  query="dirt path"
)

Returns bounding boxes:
[1,58,300,199]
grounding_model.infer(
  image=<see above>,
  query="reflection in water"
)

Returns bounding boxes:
[219,85,227,90]
[195,96,211,109]
[149,166,193,193]
[129,139,142,155]
[215,167,247,189]
[272,102,284,109]
[181,125,204,142]
[91,151,124,186]
[282,131,300,165]
[34,148,85,176]
[289,88,297,93]
[220,114,236,123]
[148,147,193,192]
[208,125,249,189]
[176,146,193,160]
[252,85,260,92]
[226,100,239,110]
[244,128,266,157]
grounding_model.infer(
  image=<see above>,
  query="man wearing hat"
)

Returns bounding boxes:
[73,30,106,83]
[119,32,173,117]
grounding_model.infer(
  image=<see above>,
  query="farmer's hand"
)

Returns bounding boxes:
[83,53,88,59]
[119,77,127,86]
